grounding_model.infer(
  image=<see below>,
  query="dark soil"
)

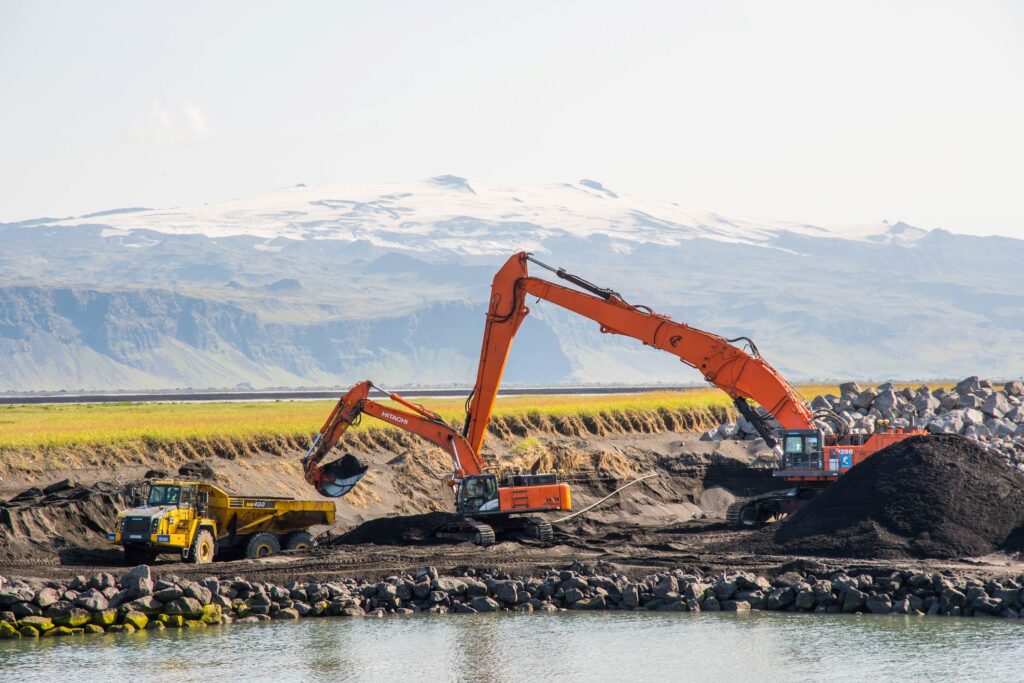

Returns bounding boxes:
[772,435,1024,559]
[0,481,130,562]
[331,512,461,546]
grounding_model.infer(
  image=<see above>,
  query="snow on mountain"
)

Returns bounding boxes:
[2,177,1022,391]
[48,176,888,255]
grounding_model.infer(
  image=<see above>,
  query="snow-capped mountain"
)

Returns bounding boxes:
[47,175,880,252]
[1,177,1022,391]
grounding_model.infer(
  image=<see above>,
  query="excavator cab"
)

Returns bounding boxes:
[455,474,500,515]
[777,429,825,476]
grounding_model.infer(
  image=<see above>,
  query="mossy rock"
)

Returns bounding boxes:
[83,624,105,635]
[146,621,166,631]
[123,610,149,630]
[107,623,136,633]
[184,619,206,629]
[158,614,185,628]
[43,626,75,637]
[92,609,118,627]
[200,604,222,625]
[0,621,19,639]
[69,628,85,636]
[53,608,92,628]
[17,616,54,632]
[18,625,39,638]
[233,602,250,618]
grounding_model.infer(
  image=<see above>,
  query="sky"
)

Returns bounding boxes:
[1,0,1022,238]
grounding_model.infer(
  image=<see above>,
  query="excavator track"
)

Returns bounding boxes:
[434,518,496,546]
[725,500,747,527]
[524,516,553,542]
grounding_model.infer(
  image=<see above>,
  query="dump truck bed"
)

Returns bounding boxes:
[183,482,335,540]
[215,495,335,538]
[210,495,334,539]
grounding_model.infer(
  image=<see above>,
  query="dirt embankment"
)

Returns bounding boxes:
[0,415,772,568]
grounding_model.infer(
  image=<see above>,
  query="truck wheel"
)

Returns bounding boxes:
[187,529,216,564]
[282,531,315,551]
[245,532,281,559]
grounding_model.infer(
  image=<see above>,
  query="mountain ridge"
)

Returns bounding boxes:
[1,177,1021,391]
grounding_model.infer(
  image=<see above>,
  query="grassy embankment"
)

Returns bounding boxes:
[0,383,952,480]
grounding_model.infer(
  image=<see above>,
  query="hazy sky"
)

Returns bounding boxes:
[2,1,1022,237]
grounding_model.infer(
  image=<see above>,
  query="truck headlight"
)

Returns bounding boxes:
[151,517,161,533]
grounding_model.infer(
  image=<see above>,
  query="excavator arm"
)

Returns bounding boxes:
[303,380,485,497]
[462,252,816,455]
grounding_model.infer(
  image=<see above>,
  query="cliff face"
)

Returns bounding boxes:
[0,287,578,390]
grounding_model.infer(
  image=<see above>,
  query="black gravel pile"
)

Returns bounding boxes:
[332,512,460,546]
[773,436,1024,559]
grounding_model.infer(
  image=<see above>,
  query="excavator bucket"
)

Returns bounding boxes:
[309,453,369,497]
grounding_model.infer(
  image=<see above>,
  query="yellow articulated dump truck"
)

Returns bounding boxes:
[107,480,335,564]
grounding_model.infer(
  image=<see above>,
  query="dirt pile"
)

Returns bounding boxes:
[772,435,1024,559]
[331,512,461,546]
[0,480,130,563]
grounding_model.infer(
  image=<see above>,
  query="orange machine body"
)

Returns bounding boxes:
[302,380,570,519]
[462,252,925,484]
[497,481,571,513]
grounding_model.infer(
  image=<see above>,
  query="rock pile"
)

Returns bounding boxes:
[5,561,1024,641]
[702,377,1024,467]
[0,565,223,638]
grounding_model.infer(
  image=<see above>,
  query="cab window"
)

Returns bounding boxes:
[784,436,804,454]
[148,485,181,506]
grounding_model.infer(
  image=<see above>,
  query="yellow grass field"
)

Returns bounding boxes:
[0,382,952,449]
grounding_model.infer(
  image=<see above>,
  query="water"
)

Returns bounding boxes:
[2,611,1022,682]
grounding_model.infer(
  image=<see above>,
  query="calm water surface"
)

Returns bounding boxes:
[1,611,1022,682]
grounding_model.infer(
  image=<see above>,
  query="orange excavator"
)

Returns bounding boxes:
[302,379,569,544]
[460,252,926,526]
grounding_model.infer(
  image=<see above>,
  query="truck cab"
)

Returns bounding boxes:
[109,480,217,565]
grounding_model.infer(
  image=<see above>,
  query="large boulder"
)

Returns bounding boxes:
[88,573,117,590]
[153,587,184,603]
[166,597,204,619]
[50,607,91,628]
[469,596,500,613]
[854,389,879,410]
[988,418,1018,438]
[955,376,981,395]
[765,587,795,610]
[865,594,892,614]
[74,589,109,613]
[33,588,61,609]
[873,389,899,414]
[912,393,940,415]
[1005,381,1024,398]
[121,565,151,586]
[982,393,1011,419]
[842,588,867,612]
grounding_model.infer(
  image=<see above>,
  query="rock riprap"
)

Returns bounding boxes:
[702,377,1024,467]
[4,561,1024,642]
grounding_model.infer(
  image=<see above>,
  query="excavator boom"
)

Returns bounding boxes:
[302,378,569,544]
[463,252,815,456]
[303,380,485,497]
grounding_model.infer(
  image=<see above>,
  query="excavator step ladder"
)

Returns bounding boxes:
[510,489,531,510]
